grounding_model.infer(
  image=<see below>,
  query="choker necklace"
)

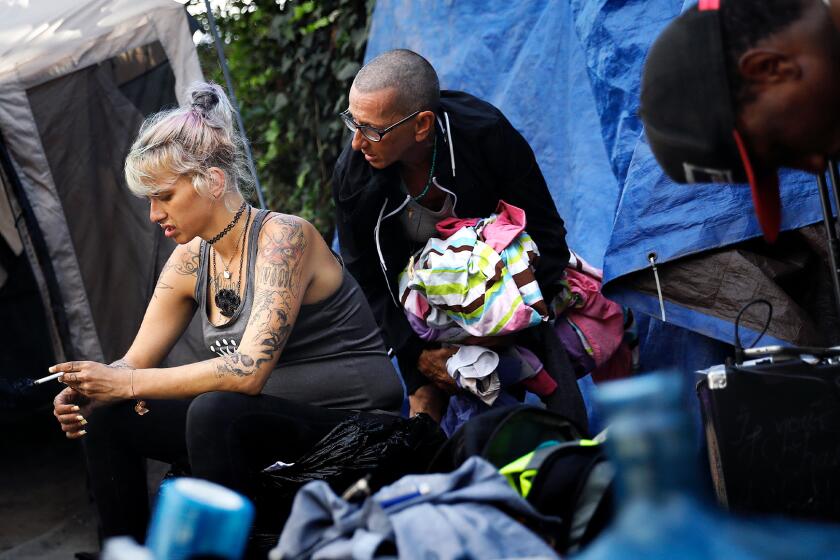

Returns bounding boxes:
[207,201,246,245]
[211,205,251,317]
[403,135,437,202]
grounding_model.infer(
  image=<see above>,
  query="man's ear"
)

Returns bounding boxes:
[739,49,801,85]
[207,167,227,199]
[414,110,436,142]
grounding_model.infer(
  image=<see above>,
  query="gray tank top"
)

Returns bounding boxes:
[193,209,403,413]
[399,191,455,244]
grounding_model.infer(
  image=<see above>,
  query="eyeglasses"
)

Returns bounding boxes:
[339,109,421,142]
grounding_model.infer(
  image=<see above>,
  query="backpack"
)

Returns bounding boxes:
[500,439,614,553]
[427,404,614,554]
[427,404,582,472]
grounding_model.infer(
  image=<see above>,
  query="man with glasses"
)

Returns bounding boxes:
[640,0,840,241]
[332,49,585,428]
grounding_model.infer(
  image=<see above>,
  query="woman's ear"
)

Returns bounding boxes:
[206,167,227,199]
[414,110,436,143]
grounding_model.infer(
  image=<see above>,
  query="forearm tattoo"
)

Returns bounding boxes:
[215,351,256,377]
[153,245,200,299]
[214,216,307,379]
[109,359,133,370]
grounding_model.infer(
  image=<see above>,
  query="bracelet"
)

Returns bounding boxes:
[130,369,149,416]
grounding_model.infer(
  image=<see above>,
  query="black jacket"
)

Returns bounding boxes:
[333,90,573,397]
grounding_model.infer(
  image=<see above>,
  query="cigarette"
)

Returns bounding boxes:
[33,371,63,385]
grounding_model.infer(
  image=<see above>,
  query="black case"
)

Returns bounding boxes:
[697,357,840,521]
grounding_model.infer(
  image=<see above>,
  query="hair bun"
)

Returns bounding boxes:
[185,82,234,131]
[191,89,220,113]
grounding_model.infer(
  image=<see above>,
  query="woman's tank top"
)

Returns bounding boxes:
[193,209,403,413]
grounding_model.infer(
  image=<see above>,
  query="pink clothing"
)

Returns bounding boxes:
[564,267,625,369]
[591,339,633,383]
[522,370,559,396]
[436,200,528,253]
[568,250,603,281]
[435,216,478,239]
[510,345,558,397]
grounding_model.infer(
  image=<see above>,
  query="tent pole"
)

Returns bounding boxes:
[815,170,840,324]
[827,159,840,224]
[203,0,267,210]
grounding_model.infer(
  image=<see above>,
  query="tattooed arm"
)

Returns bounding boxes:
[52,215,318,401]
[211,214,310,386]
[120,240,202,369]
[51,246,197,436]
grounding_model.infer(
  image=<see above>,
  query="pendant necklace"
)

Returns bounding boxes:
[211,205,251,317]
[218,230,242,281]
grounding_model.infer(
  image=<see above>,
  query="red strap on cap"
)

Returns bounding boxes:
[699,0,720,10]
[733,129,781,243]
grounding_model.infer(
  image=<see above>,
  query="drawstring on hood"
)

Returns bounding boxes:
[443,112,456,178]
[374,112,458,304]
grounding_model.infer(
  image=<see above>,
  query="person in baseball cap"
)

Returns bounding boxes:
[640,0,840,242]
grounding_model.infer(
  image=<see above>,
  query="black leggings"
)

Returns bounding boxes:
[82,392,383,541]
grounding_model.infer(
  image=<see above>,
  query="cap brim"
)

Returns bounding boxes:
[733,130,781,243]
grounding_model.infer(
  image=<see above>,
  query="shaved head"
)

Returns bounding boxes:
[352,49,440,115]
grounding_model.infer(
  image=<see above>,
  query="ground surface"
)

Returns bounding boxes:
[0,405,219,559]
[0,406,98,559]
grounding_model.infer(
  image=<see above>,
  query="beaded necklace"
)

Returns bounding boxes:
[207,201,246,245]
[404,135,437,202]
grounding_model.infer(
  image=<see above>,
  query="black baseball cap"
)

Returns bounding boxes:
[639,0,781,242]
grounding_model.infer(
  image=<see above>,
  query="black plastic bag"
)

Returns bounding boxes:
[262,413,446,497]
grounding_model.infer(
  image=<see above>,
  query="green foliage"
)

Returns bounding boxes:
[191,0,375,238]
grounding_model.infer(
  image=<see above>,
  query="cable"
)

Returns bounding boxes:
[733,299,773,364]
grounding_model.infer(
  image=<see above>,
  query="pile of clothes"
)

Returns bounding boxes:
[398,201,632,435]
[398,201,548,341]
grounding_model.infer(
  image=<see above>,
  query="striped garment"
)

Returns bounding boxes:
[398,214,548,341]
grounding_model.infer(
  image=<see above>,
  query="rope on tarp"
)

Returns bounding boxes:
[202,0,267,210]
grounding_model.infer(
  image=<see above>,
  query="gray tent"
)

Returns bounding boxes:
[0,0,208,405]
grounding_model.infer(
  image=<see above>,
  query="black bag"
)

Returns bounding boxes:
[697,353,840,521]
[263,412,446,497]
[427,404,613,554]
[427,404,583,473]
[523,441,614,554]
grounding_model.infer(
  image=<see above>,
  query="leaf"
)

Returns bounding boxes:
[193,0,374,237]
[292,0,315,21]
[302,16,330,34]
[334,60,360,81]
[272,92,289,112]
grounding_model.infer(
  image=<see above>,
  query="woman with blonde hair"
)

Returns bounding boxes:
[50,82,404,543]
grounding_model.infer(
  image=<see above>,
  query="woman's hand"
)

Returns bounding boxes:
[50,361,132,402]
[52,386,98,439]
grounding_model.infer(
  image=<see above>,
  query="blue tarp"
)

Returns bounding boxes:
[365,0,823,365]
[366,0,621,270]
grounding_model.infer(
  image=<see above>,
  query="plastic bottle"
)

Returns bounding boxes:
[101,537,154,560]
[145,477,254,560]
